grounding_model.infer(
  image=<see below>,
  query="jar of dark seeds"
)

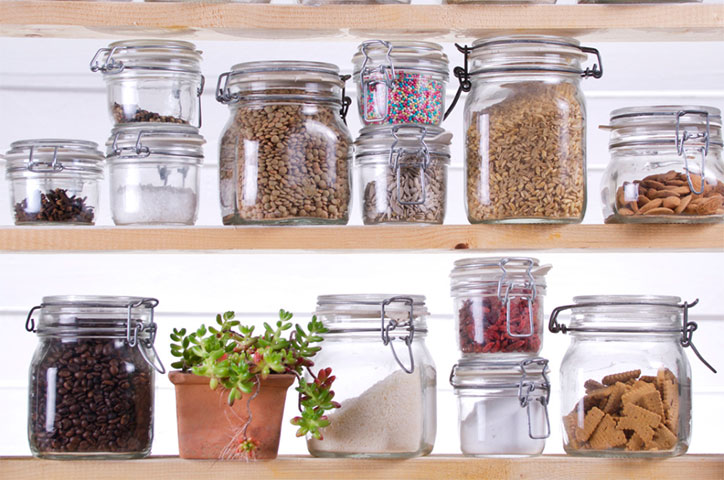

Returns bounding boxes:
[216,61,352,225]
[26,296,164,459]
[4,139,104,225]
[356,124,451,224]
[90,40,204,127]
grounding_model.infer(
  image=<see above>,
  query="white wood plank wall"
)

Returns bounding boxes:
[0,37,722,456]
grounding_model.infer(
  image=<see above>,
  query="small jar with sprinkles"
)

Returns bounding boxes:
[352,41,449,126]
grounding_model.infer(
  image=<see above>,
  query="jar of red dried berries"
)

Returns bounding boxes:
[450,257,551,357]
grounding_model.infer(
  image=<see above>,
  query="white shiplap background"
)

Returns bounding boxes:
[0,34,723,457]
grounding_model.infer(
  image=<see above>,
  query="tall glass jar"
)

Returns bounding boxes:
[106,123,205,225]
[450,257,550,357]
[25,296,165,459]
[449,35,603,223]
[352,41,449,126]
[4,139,104,225]
[601,106,724,223]
[548,295,715,457]
[90,40,204,127]
[356,124,451,224]
[216,61,352,225]
[308,295,436,458]
[450,357,550,456]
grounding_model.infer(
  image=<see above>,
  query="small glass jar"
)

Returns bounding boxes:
[352,41,449,126]
[216,61,353,225]
[307,295,437,458]
[450,257,550,357]
[106,123,204,225]
[450,357,551,456]
[548,295,714,457]
[356,124,451,225]
[450,35,603,223]
[25,296,165,459]
[90,40,204,127]
[300,0,408,4]
[601,106,724,224]
[4,139,104,225]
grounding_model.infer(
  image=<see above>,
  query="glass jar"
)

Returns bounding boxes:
[601,106,724,224]
[450,357,550,456]
[548,295,716,457]
[90,40,204,127]
[25,296,165,459]
[216,61,353,225]
[308,295,436,458]
[450,257,550,357]
[449,35,603,223]
[4,139,104,225]
[356,124,451,224]
[352,41,449,126]
[301,0,408,4]
[106,123,204,225]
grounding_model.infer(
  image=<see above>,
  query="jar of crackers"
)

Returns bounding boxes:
[548,295,716,457]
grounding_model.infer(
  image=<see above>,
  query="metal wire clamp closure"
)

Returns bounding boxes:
[380,296,416,374]
[497,257,537,339]
[675,110,710,195]
[548,298,716,373]
[27,145,64,173]
[389,125,430,206]
[360,40,396,123]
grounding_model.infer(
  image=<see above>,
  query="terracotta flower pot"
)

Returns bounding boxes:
[169,371,295,460]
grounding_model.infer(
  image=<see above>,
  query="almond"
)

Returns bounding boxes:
[643,207,675,215]
[629,201,639,213]
[637,195,650,207]
[617,207,634,216]
[665,180,686,187]
[649,189,680,199]
[663,196,681,210]
[689,174,702,193]
[638,198,663,214]
[697,197,721,215]
[616,186,625,208]
[663,170,678,181]
[703,182,714,196]
[642,179,666,189]
[685,203,699,215]
[675,194,692,214]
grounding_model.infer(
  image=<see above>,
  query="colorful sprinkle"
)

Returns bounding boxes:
[360,71,445,125]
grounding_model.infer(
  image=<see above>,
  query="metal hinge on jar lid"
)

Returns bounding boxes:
[380,296,416,374]
[676,110,711,194]
[359,40,397,123]
[389,125,430,206]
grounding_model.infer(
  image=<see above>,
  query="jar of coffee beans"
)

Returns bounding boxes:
[26,296,164,459]
[4,139,104,225]
[216,61,352,225]
[356,124,451,224]
[90,40,204,127]
[448,35,603,223]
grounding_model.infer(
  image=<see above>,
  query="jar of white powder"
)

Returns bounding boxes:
[308,294,437,458]
[450,357,550,457]
[106,123,204,225]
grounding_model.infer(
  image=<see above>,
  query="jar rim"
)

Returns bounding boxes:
[355,124,452,163]
[351,40,450,77]
[40,295,157,307]
[93,39,202,74]
[106,123,205,162]
[450,357,549,390]
[4,139,105,175]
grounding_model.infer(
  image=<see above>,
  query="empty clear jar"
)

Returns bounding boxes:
[4,139,104,225]
[352,41,449,126]
[450,257,550,357]
[601,106,724,224]
[26,296,165,459]
[356,124,451,224]
[216,61,352,225]
[450,35,603,223]
[307,295,436,458]
[106,124,204,225]
[90,40,204,127]
[548,296,715,457]
[450,358,551,456]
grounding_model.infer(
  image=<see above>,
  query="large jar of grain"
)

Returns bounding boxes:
[216,61,353,225]
[449,35,603,223]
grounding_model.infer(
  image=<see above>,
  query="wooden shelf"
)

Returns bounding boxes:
[0,224,722,252]
[0,2,723,42]
[1,455,723,479]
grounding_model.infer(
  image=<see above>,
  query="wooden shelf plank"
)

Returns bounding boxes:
[1,2,723,42]
[1,455,722,480]
[0,224,722,252]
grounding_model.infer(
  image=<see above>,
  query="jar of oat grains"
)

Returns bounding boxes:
[447,35,603,223]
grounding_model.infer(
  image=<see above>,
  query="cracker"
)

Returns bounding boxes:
[618,403,661,444]
[563,410,583,450]
[662,379,679,435]
[626,433,645,451]
[639,375,657,384]
[603,382,629,414]
[589,414,627,450]
[650,425,677,450]
[576,406,605,442]
[621,382,657,407]
[585,379,606,393]
[602,369,641,386]
[638,390,665,420]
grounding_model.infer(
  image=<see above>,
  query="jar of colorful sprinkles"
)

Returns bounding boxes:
[352,41,449,126]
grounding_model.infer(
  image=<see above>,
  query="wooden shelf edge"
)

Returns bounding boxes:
[0,224,722,252]
[1,454,723,480]
[1,2,723,41]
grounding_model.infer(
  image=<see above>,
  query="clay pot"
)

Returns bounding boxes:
[169,371,295,460]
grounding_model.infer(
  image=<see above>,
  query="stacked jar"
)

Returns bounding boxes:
[448,257,552,456]
[352,41,452,224]
[91,40,205,225]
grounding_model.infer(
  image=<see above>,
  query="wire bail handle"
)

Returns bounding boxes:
[675,110,710,195]
[126,298,165,374]
[360,40,396,123]
[339,74,352,124]
[497,257,537,338]
[112,129,152,158]
[389,125,430,206]
[90,46,125,74]
[27,145,64,173]
[380,296,416,374]
[548,298,716,373]
[519,357,551,440]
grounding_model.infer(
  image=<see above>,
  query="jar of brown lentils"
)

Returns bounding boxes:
[216,61,353,225]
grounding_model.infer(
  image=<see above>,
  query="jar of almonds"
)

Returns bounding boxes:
[549,295,717,457]
[448,35,603,223]
[216,61,353,225]
[601,106,724,223]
